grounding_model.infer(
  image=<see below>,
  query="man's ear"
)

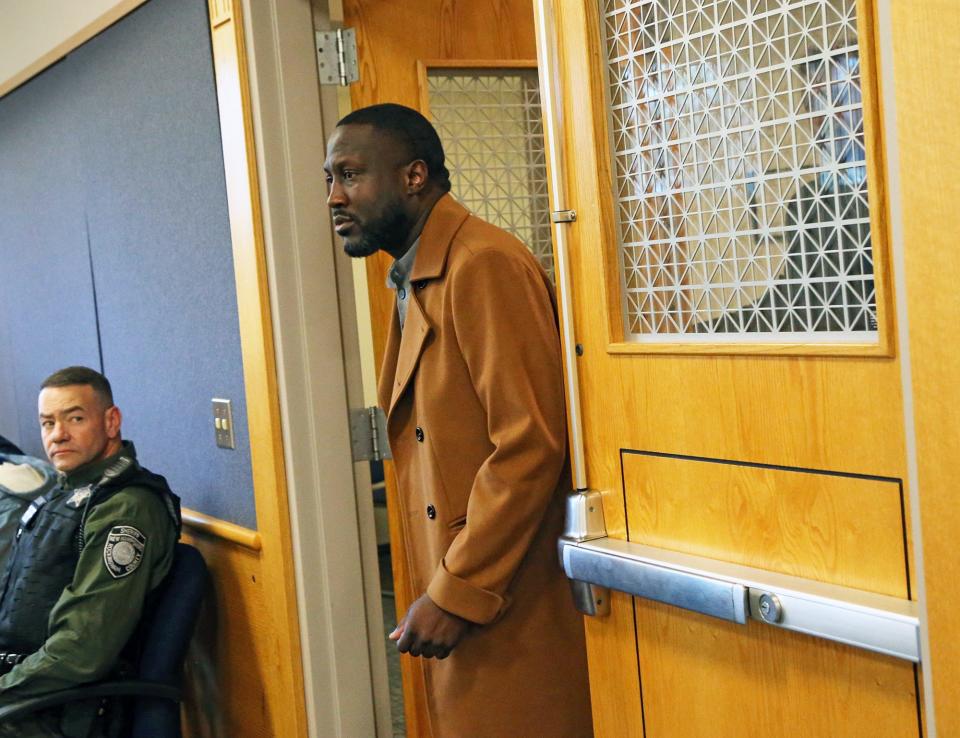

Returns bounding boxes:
[405,160,429,194]
[104,405,122,441]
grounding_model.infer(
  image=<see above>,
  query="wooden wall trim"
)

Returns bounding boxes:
[208,0,233,27]
[182,507,262,550]
[207,2,307,736]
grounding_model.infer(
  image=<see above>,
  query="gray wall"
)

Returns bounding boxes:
[0,0,256,528]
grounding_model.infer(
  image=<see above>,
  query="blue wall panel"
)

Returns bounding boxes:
[0,0,256,527]
[71,0,256,527]
[0,61,101,457]
[0,319,18,446]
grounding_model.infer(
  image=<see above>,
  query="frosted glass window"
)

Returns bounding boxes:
[602,0,876,342]
[428,69,554,280]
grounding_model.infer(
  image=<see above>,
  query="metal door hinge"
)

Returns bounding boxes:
[316,28,359,86]
[350,406,391,462]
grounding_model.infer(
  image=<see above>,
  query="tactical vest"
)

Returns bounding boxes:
[0,454,58,570]
[0,449,180,657]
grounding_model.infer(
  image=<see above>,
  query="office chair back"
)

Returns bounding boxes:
[131,542,208,738]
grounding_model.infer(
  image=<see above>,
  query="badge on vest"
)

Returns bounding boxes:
[65,485,93,509]
[103,526,146,579]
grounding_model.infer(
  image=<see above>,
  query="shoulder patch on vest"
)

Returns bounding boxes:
[103,526,146,579]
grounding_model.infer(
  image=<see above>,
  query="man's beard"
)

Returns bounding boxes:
[343,200,411,258]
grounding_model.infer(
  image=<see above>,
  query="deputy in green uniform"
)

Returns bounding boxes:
[0,366,180,737]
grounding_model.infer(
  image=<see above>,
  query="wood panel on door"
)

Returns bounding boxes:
[543,0,923,735]
[342,2,538,734]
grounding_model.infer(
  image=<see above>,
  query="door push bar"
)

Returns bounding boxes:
[560,492,921,663]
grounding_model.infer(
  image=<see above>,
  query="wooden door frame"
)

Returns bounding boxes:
[237,0,393,735]
[878,0,949,733]
[205,2,309,735]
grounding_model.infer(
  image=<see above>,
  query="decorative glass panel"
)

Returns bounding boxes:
[601,0,877,342]
[427,68,554,280]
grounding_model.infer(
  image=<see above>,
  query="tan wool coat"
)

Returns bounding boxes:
[378,195,593,738]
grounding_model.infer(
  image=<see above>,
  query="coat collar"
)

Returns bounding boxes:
[376,194,470,418]
[407,193,470,282]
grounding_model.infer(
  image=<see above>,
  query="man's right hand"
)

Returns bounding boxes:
[389,593,472,659]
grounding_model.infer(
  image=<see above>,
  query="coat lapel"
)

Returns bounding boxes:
[377,195,471,419]
[377,309,401,413]
[388,292,432,415]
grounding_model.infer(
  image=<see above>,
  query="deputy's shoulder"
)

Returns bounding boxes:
[85,484,174,531]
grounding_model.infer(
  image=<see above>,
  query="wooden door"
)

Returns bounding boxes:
[541,0,923,736]
[341,2,540,734]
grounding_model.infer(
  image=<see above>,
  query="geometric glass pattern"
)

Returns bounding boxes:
[601,0,877,341]
[427,69,555,280]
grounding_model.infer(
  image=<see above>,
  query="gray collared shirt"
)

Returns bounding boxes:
[385,237,421,330]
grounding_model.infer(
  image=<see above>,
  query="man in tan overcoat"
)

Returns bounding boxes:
[325,103,592,738]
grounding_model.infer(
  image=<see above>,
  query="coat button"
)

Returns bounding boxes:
[426,505,436,519]
[415,426,424,442]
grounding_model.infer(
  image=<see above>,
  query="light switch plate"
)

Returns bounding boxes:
[212,398,236,450]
